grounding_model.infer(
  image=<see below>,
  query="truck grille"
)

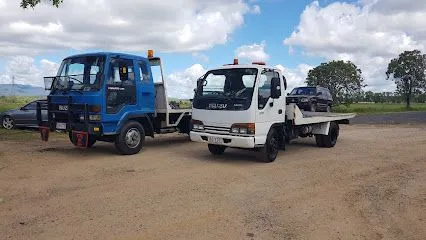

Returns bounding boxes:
[204,125,231,135]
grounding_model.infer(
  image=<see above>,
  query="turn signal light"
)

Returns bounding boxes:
[148,49,154,58]
[89,105,101,113]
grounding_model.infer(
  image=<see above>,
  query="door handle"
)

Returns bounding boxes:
[278,109,283,114]
[269,102,274,107]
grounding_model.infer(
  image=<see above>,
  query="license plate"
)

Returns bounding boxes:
[56,122,67,130]
[208,136,224,144]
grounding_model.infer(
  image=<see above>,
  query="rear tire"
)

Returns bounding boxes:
[115,121,145,155]
[321,122,339,148]
[208,144,226,155]
[259,128,279,163]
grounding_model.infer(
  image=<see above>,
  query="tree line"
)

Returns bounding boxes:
[306,50,426,108]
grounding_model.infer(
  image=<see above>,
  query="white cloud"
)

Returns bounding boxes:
[192,52,209,63]
[275,64,313,91]
[0,56,59,87]
[0,0,258,56]
[235,41,269,62]
[283,0,426,92]
[250,5,261,14]
[166,64,206,99]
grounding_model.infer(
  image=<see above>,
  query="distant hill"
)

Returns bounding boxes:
[0,84,49,96]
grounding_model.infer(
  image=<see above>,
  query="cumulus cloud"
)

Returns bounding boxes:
[166,64,206,99]
[0,0,258,56]
[235,41,269,62]
[275,64,313,91]
[0,56,59,87]
[283,0,426,92]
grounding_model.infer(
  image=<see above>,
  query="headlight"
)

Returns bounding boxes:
[79,114,85,121]
[230,123,255,135]
[301,98,309,102]
[192,120,204,130]
[89,114,101,121]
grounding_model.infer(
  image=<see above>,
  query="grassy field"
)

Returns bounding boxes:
[1,96,426,115]
[0,96,42,113]
[333,103,426,114]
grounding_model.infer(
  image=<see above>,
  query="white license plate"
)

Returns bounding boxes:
[56,122,67,130]
[208,136,224,144]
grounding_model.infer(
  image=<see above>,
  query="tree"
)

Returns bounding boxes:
[306,60,366,104]
[386,50,426,109]
[20,0,63,9]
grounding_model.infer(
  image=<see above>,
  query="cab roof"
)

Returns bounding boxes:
[64,52,149,61]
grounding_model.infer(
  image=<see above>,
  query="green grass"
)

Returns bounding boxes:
[334,103,426,114]
[0,96,41,113]
[0,128,66,141]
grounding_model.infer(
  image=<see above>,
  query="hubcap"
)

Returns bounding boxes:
[2,117,13,129]
[327,106,331,112]
[125,128,141,149]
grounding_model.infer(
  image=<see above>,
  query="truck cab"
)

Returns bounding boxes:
[190,60,355,162]
[38,50,191,155]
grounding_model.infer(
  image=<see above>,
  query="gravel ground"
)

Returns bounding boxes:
[0,124,425,240]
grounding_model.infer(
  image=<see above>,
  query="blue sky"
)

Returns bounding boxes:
[0,0,424,97]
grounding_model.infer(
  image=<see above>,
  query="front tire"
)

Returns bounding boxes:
[2,116,14,129]
[115,121,145,155]
[259,129,280,163]
[208,144,226,155]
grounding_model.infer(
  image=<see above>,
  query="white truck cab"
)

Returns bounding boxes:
[190,60,355,162]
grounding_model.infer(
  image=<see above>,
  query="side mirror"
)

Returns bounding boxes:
[287,93,290,96]
[270,77,281,99]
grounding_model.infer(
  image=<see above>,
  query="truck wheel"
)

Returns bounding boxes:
[115,121,145,155]
[208,144,226,155]
[321,122,339,148]
[260,129,279,163]
[69,132,97,148]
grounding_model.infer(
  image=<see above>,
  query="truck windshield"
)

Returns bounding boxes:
[290,87,316,96]
[51,56,105,91]
[193,68,257,110]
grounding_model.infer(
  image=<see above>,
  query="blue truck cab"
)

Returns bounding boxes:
[37,50,192,155]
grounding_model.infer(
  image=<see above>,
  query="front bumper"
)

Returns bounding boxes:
[190,131,255,149]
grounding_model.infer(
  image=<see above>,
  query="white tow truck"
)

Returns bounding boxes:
[189,60,356,162]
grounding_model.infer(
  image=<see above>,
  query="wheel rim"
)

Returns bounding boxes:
[2,117,13,129]
[268,135,279,159]
[125,128,141,149]
[311,104,315,112]
[327,106,331,112]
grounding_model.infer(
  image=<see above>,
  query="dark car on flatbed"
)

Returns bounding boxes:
[286,86,333,112]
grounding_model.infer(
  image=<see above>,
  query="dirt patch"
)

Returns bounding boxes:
[0,125,425,240]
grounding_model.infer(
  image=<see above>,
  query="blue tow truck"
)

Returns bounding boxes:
[37,50,192,155]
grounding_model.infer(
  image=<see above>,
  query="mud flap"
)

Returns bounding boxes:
[39,127,50,141]
[71,131,89,148]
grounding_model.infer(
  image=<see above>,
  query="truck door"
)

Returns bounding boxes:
[106,58,137,114]
[255,69,285,142]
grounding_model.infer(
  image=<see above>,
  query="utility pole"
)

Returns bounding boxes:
[11,75,15,96]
